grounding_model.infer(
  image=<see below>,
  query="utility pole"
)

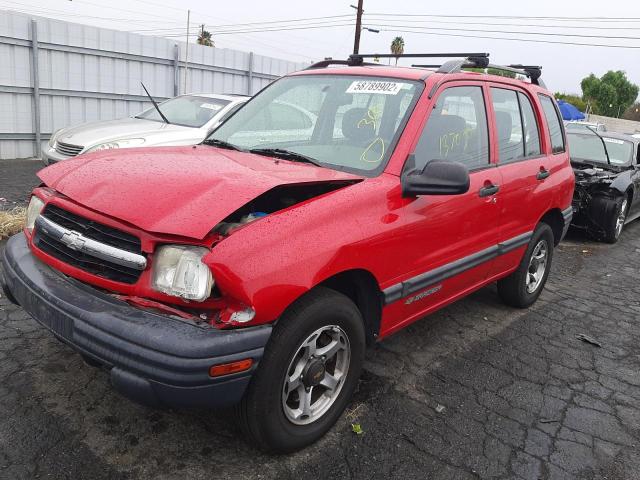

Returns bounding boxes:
[183,9,190,94]
[352,0,363,54]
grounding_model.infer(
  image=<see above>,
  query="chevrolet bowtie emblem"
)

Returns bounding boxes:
[61,231,86,251]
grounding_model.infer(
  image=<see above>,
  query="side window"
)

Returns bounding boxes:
[538,95,566,153]
[413,86,489,171]
[518,92,541,157]
[491,88,524,163]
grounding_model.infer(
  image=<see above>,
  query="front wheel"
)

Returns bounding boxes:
[497,223,554,308]
[602,196,628,244]
[236,287,365,453]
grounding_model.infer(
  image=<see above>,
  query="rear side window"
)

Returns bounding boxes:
[491,88,524,163]
[518,93,541,157]
[413,86,489,171]
[538,95,565,153]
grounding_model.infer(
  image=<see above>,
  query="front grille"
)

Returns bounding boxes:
[54,141,84,157]
[33,205,144,284]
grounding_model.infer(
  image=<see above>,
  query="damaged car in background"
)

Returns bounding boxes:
[569,130,640,242]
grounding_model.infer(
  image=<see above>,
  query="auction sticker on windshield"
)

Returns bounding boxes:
[346,80,404,95]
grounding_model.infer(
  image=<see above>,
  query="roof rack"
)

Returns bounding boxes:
[349,52,489,69]
[413,61,545,88]
[307,53,489,70]
[305,53,545,88]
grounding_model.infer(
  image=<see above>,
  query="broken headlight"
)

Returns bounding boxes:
[25,196,45,232]
[151,245,213,302]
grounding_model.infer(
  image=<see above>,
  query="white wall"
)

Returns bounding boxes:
[0,10,307,159]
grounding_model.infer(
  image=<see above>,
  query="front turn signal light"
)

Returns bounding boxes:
[209,358,253,378]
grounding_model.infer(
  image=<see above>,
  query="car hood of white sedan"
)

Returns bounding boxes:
[54,117,202,150]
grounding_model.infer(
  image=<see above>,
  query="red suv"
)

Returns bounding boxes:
[1,53,574,452]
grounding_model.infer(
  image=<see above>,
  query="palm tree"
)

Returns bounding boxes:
[197,26,214,47]
[390,36,405,65]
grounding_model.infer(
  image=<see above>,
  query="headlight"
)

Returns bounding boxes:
[151,245,213,302]
[48,129,63,147]
[85,138,146,153]
[25,196,45,232]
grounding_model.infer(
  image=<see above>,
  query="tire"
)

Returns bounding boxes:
[236,287,365,453]
[602,196,628,244]
[497,223,554,308]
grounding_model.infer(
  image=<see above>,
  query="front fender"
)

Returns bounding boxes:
[608,170,634,195]
[205,178,394,325]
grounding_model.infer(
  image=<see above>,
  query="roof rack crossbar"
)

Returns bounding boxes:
[349,52,489,67]
[412,62,484,70]
[306,59,380,70]
[488,63,545,87]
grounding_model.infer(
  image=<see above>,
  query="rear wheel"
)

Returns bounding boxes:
[236,287,365,453]
[498,223,554,308]
[602,196,628,244]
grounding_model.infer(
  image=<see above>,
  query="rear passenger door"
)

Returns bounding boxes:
[488,86,561,277]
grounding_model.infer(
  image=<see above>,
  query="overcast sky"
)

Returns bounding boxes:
[2,0,640,95]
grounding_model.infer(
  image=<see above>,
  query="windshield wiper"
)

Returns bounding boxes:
[140,82,170,124]
[249,148,322,167]
[586,126,611,165]
[202,138,243,151]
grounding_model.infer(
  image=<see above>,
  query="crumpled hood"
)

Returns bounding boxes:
[57,118,195,149]
[38,146,361,239]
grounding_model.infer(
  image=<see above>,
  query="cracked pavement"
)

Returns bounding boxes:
[1,159,640,479]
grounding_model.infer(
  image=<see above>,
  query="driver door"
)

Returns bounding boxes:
[381,83,501,333]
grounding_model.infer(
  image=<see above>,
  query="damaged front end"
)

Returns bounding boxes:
[571,164,624,235]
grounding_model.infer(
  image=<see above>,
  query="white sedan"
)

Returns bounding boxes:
[43,93,249,165]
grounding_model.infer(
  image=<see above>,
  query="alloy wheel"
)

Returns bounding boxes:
[281,325,350,425]
[526,240,548,294]
[615,199,628,238]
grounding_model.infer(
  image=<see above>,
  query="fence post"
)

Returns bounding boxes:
[30,19,41,159]
[247,51,254,96]
[173,44,179,96]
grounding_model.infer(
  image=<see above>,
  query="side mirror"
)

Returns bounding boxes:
[401,157,470,197]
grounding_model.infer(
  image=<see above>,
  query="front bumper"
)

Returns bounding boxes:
[41,146,71,165]
[1,234,272,408]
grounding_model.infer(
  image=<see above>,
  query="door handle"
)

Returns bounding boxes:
[479,184,499,197]
[537,168,550,180]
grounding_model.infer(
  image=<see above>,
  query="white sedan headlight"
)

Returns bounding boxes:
[48,129,63,147]
[151,245,213,302]
[25,196,45,232]
[85,138,146,153]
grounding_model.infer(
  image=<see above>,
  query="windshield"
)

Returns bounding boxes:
[207,75,423,176]
[568,133,633,166]
[136,96,230,128]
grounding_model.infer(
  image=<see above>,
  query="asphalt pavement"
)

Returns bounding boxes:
[1,159,640,480]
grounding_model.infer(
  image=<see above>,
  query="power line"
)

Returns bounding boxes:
[158,23,356,37]
[365,23,640,41]
[364,17,640,31]
[379,28,640,49]
[130,19,359,33]
[0,0,185,24]
[368,12,640,22]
